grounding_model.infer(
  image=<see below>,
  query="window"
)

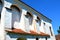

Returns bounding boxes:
[0,0,3,7]
[49,27,53,36]
[0,0,2,4]
[24,12,33,32]
[10,5,21,29]
[36,16,41,33]
[25,12,33,25]
[0,0,3,13]
[43,22,46,33]
[0,0,3,20]
[11,5,20,12]
[36,16,41,26]
[43,23,45,25]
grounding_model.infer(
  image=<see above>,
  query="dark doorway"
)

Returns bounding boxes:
[46,37,47,40]
[36,38,39,40]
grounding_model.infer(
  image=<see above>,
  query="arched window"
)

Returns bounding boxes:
[0,0,2,5]
[10,5,21,29]
[0,0,3,11]
[36,16,41,26]
[49,27,53,36]
[25,12,33,25]
[0,0,3,23]
[36,16,41,33]
[24,12,33,32]
[43,23,45,25]
[11,5,20,12]
[43,22,46,33]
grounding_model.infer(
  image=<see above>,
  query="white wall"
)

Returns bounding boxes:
[0,0,56,40]
[0,0,12,40]
[40,20,56,40]
[6,34,17,40]
[27,38,36,40]
[0,7,5,40]
[39,38,46,40]
[4,9,12,29]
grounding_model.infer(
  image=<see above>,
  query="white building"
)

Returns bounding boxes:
[0,0,56,40]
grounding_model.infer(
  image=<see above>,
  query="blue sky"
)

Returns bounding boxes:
[21,0,60,35]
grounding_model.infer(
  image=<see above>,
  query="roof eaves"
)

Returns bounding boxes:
[19,0,52,22]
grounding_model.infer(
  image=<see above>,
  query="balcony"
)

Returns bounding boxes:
[5,21,50,37]
[5,28,50,37]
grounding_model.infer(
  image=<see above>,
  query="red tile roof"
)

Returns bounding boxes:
[30,30,38,35]
[5,28,27,34]
[5,28,50,36]
[55,34,60,40]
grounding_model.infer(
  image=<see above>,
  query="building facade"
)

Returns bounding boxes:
[0,0,56,40]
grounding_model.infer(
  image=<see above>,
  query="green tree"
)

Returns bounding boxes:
[57,26,60,34]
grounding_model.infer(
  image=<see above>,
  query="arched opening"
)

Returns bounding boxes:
[10,5,21,29]
[24,12,33,32]
[36,16,41,26]
[17,38,26,40]
[35,16,41,33]
[0,0,3,12]
[49,27,53,36]
[0,0,3,5]
[11,5,20,12]
[25,12,33,25]
[0,0,3,24]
